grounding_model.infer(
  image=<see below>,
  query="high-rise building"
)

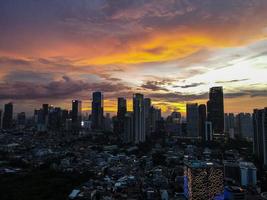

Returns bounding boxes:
[17,112,26,129]
[184,161,224,200]
[198,104,206,141]
[186,103,199,137]
[207,87,224,134]
[225,113,235,139]
[117,97,127,120]
[133,93,145,143]
[150,107,162,133]
[205,121,213,142]
[72,100,82,130]
[2,102,13,129]
[123,112,134,143]
[144,98,152,137]
[224,161,257,187]
[253,108,267,166]
[236,113,253,139]
[116,97,127,136]
[91,92,103,130]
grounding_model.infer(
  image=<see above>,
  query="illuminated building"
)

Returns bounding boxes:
[184,161,224,200]
[207,87,224,134]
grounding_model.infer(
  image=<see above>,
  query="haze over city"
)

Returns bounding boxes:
[0,0,267,115]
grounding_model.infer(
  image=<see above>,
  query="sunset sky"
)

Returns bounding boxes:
[0,0,267,116]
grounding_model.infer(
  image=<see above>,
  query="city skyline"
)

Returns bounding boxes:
[0,0,267,115]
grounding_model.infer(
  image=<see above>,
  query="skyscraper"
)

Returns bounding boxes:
[184,161,224,200]
[144,98,152,137]
[123,112,134,143]
[186,103,199,137]
[236,113,253,139]
[72,100,82,130]
[133,93,145,143]
[207,87,224,134]
[2,102,13,129]
[117,97,127,120]
[198,104,206,141]
[116,97,127,137]
[253,108,267,166]
[91,92,103,130]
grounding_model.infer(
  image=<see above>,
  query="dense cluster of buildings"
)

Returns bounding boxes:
[0,86,267,199]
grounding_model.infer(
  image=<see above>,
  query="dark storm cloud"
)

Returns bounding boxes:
[148,92,208,102]
[141,81,169,91]
[175,82,205,88]
[0,76,130,100]
[4,70,54,83]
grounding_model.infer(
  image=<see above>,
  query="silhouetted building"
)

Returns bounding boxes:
[225,113,235,139]
[207,87,224,134]
[17,112,26,129]
[2,102,13,129]
[123,112,134,143]
[150,107,162,133]
[186,103,199,137]
[253,108,267,166]
[205,121,213,142]
[91,92,103,130]
[116,97,127,135]
[144,98,152,137]
[72,100,82,130]
[198,104,206,141]
[236,113,253,139]
[133,93,145,143]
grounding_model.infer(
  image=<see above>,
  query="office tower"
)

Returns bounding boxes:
[205,121,213,141]
[184,161,224,200]
[150,107,162,133]
[123,112,134,143]
[239,162,257,187]
[91,91,103,130]
[236,113,253,139]
[253,108,267,166]
[207,87,224,134]
[116,97,127,135]
[17,112,26,129]
[42,104,49,127]
[186,103,199,137]
[2,102,13,129]
[144,98,151,137]
[117,97,127,120]
[72,100,82,130]
[224,161,257,187]
[104,113,112,132]
[48,107,62,130]
[224,186,246,200]
[133,93,145,143]
[198,104,206,141]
